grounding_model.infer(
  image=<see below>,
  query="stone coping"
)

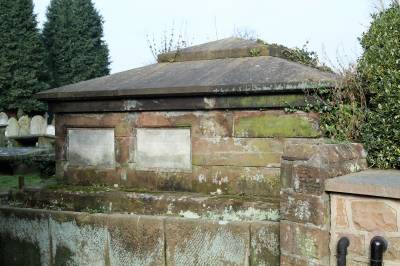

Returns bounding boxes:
[325,169,400,199]
[7,134,55,140]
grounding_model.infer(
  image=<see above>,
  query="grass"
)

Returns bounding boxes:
[0,175,44,191]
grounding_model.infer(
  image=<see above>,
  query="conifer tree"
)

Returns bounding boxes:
[43,0,110,88]
[0,0,49,112]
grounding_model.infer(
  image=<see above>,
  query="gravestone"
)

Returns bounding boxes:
[6,118,19,137]
[46,125,55,136]
[0,113,7,147]
[0,113,8,126]
[30,115,47,135]
[18,116,31,136]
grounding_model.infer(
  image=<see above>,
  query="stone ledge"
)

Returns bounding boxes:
[325,169,400,199]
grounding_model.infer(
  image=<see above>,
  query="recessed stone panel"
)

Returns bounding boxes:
[68,128,115,167]
[135,128,191,171]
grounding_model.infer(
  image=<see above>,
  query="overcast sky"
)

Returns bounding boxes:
[33,0,387,74]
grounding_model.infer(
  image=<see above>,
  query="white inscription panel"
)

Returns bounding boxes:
[135,128,191,171]
[68,128,115,167]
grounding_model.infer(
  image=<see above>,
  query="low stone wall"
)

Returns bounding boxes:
[330,194,400,265]
[326,170,400,265]
[279,142,367,265]
[0,207,279,266]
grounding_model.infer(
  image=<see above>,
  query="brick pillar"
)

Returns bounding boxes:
[280,142,367,265]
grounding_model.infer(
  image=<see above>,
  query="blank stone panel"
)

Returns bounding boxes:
[68,128,115,167]
[135,128,191,171]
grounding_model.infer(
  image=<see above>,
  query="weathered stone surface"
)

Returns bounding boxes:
[135,128,191,171]
[0,112,8,126]
[386,237,400,261]
[137,111,233,137]
[334,196,348,228]
[280,221,330,261]
[18,115,31,136]
[193,137,283,167]
[165,217,250,265]
[250,221,280,266]
[30,115,47,135]
[333,233,365,256]
[106,214,165,265]
[67,128,115,167]
[6,117,19,137]
[234,111,321,138]
[56,113,134,137]
[351,201,397,232]
[0,208,166,266]
[281,192,329,226]
[280,254,325,266]
[0,208,51,266]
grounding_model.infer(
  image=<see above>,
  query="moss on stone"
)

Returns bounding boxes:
[218,94,307,109]
[235,113,321,138]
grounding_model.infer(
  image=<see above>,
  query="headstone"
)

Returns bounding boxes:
[68,128,115,167]
[18,116,31,136]
[30,115,47,135]
[135,128,191,171]
[6,118,19,137]
[46,125,55,136]
[0,112,8,126]
[17,108,24,119]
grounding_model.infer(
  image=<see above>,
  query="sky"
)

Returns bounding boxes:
[33,0,388,74]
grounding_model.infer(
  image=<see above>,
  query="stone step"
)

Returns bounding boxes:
[8,186,280,222]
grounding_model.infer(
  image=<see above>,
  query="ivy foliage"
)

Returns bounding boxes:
[43,0,110,88]
[359,4,400,168]
[0,0,49,112]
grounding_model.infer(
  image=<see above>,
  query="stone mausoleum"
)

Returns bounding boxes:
[7,38,400,266]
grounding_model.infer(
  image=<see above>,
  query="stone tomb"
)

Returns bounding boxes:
[32,38,368,265]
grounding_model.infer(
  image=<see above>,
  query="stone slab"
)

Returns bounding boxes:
[165,217,251,265]
[135,128,191,171]
[67,128,115,167]
[250,221,280,266]
[325,169,400,199]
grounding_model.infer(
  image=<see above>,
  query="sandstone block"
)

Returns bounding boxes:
[332,233,365,257]
[280,221,330,261]
[333,196,349,228]
[192,137,284,167]
[281,192,329,227]
[351,200,397,232]
[233,111,321,138]
[250,221,280,266]
[137,111,233,137]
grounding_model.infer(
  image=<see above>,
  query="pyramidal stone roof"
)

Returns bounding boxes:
[37,37,337,101]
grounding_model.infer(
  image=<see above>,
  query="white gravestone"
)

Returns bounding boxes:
[30,115,47,135]
[46,125,55,135]
[6,118,19,137]
[0,112,8,126]
[135,128,191,171]
[18,115,31,136]
[68,128,115,167]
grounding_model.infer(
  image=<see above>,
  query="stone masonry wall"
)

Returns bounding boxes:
[0,207,279,266]
[280,143,367,265]
[330,194,400,265]
[55,110,321,199]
